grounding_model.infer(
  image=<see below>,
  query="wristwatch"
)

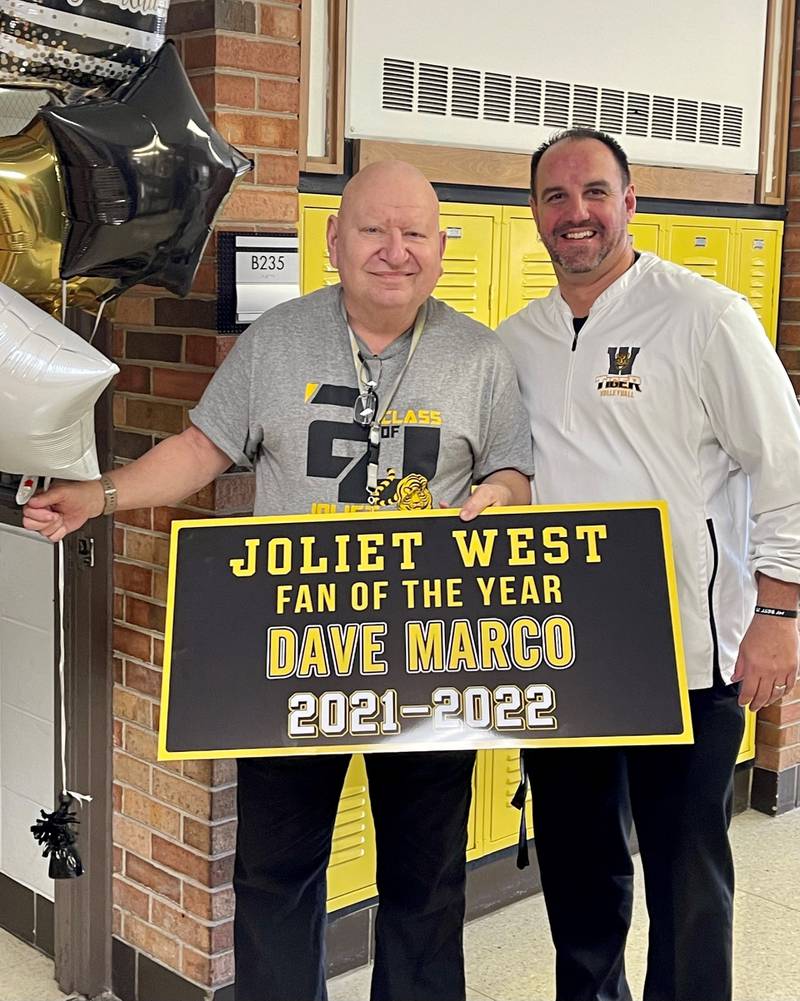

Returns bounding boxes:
[100,474,118,516]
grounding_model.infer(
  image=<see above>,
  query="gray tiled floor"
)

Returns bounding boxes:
[2,808,799,1001]
[0,926,67,1001]
[328,808,800,1001]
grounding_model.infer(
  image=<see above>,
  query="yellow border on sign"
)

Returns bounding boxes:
[158,502,693,760]
[655,500,694,745]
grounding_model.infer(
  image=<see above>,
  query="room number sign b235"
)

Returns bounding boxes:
[250,253,286,272]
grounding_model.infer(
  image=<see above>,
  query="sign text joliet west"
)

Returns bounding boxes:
[158,504,692,759]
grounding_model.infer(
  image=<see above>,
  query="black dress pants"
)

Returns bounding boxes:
[233,749,475,1001]
[525,679,744,1001]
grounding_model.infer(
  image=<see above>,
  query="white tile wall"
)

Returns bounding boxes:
[0,619,54,719]
[0,528,56,630]
[0,524,55,901]
[1,705,54,806]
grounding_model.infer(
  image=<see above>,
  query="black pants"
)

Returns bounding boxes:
[233,750,475,1001]
[525,680,744,1001]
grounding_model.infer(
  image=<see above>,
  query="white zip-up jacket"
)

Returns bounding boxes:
[498,251,800,688]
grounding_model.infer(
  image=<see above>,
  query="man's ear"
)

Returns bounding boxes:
[529,195,540,227]
[625,184,637,222]
[326,214,339,269]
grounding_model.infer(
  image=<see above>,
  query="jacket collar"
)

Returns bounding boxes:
[546,251,659,322]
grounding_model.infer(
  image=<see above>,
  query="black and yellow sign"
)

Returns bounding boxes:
[158,504,692,759]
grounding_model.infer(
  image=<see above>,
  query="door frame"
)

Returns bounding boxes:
[54,310,115,1000]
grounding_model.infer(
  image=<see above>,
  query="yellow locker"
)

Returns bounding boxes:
[437,205,501,327]
[735,222,783,347]
[299,195,340,294]
[499,207,557,322]
[481,748,533,854]
[665,217,736,287]
[737,710,756,765]
[628,212,668,256]
[327,755,377,911]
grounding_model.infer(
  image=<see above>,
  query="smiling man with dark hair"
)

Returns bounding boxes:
[499,129,800,1001]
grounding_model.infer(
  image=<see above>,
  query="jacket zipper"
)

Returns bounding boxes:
[562,319,584,432]
[706,518,720,677]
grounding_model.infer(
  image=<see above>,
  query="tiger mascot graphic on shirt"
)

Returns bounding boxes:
[369,470,433,510]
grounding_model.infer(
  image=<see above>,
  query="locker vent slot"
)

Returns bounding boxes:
[505,761,522,796]
[651,95,675,139]
[330,787,369,866]
[599,88,624,133]
[676,98,698,142]
[379,58,745,148]
[514,76,541,124]
[700,102,721,144]
[626,92,649,136]
[543,79,570,127]
[382,58,414,111]
[452,66,480,119]
[485,72,512,122]
[418,62,448,115]
[723,105,743,146]
[573,84,598,128]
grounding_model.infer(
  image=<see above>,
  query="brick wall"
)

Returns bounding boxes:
[760,9,800,814]
[109,1,300,990]
[778,20,800,395]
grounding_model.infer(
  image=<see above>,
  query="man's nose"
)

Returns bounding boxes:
[381,229,408,265]
[563,195,591,223]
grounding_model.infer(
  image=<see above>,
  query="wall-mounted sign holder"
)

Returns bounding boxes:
[217,231,301,333]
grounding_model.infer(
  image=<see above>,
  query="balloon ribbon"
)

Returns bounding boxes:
[29,540,91,878]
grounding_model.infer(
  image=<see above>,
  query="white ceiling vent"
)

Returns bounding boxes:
[723,106,744,147]
[485,73,512,122]
[382,58,413,112]
[348,0,766,173]
[599,90,624,134]
[453,67,480,119]
[514,78,541,126]
[378,61,746,154]
[418,63,448,116]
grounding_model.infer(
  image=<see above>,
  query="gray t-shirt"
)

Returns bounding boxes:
[190,285,533,516]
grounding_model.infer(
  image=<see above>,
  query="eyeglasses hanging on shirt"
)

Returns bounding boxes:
[353,355,382,427]
[345,300,427,504]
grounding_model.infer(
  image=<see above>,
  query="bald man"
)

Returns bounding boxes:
[25,161,533,1001]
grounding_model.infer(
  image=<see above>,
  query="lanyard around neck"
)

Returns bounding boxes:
[345,302,427,500]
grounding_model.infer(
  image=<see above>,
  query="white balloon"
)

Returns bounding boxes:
[0,283,118,480]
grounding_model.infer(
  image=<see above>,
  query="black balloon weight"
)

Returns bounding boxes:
[40,40,252,297]
[31,794,84,880]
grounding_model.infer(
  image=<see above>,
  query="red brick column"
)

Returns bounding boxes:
[758,9,800,816]
[109,2,301,994]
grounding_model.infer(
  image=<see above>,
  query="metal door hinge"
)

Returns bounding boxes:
[78,536,95,569]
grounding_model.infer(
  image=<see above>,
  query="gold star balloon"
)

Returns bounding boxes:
[0,117,113,315]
